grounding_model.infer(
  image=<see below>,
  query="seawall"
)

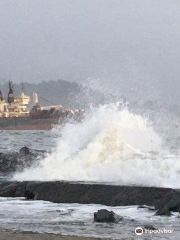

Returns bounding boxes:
[0,180,177,207]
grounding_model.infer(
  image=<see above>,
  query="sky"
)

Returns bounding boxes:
[0,0,180,102]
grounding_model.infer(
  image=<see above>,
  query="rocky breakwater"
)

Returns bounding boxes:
[0,146,46,176]
[0,180,180,214]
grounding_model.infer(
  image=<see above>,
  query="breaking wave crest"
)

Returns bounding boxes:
[14,103,180,188]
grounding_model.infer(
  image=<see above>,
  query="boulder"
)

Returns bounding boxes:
[0,182,27,198]
[155,191,180,213]
[19,146,30,155]
[24,190,35,200]
[0,147,46,175]
[94,209,122,223]
[155,208,172,216]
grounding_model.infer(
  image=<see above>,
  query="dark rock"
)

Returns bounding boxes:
[19,146,30,155]
[0,148,46,175]
[155,208,172,216]
[1,180,180,210]
[24,190,35,200]
[94,209,122,223]
[1,189,15,197]
[14,183,27,197]
[1,183,18,192]
[144,225,157,230]
[0,182,27,198]
[0,182,18,197]
[155,191,180,213]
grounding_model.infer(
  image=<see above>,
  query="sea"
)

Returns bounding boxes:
[1,103,180,239]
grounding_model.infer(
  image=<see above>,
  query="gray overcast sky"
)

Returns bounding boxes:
[0,0,180,101]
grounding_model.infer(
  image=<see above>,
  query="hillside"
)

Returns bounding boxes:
[0,80,105,109]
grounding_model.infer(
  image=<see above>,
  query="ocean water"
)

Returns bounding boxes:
[1,103,180,239]
[0,197,178,239]
[0,129,60,153]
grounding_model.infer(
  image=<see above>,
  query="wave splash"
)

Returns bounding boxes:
[14,103,180,188]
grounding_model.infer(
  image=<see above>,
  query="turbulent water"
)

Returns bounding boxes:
[0,197,178,240]
[1,103,180,239]
[11,103,180,188]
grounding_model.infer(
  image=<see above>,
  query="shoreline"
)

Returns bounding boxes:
[0,228,107,240]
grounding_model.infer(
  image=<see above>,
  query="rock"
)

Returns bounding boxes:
[14,183,27,197]
[24,190,35,200]
[1,183,18,192]
[155,208,172,216]
[0,183,18,197]
[19,146,30,155]
[1,189,15,197]
[0,180,180,209]
[0,182,27,198]
[144,225,157,230]
[94,209,122,223]
[0,147,46,175]
[155,191,180,213]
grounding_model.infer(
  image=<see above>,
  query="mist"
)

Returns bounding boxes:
[0,0,180,103]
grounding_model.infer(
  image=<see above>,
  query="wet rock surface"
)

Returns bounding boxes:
[155,208,172,216]
[154,191,180,216]
[0,180,180,210]
[94,209,122,223]
[0,147,46,175]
